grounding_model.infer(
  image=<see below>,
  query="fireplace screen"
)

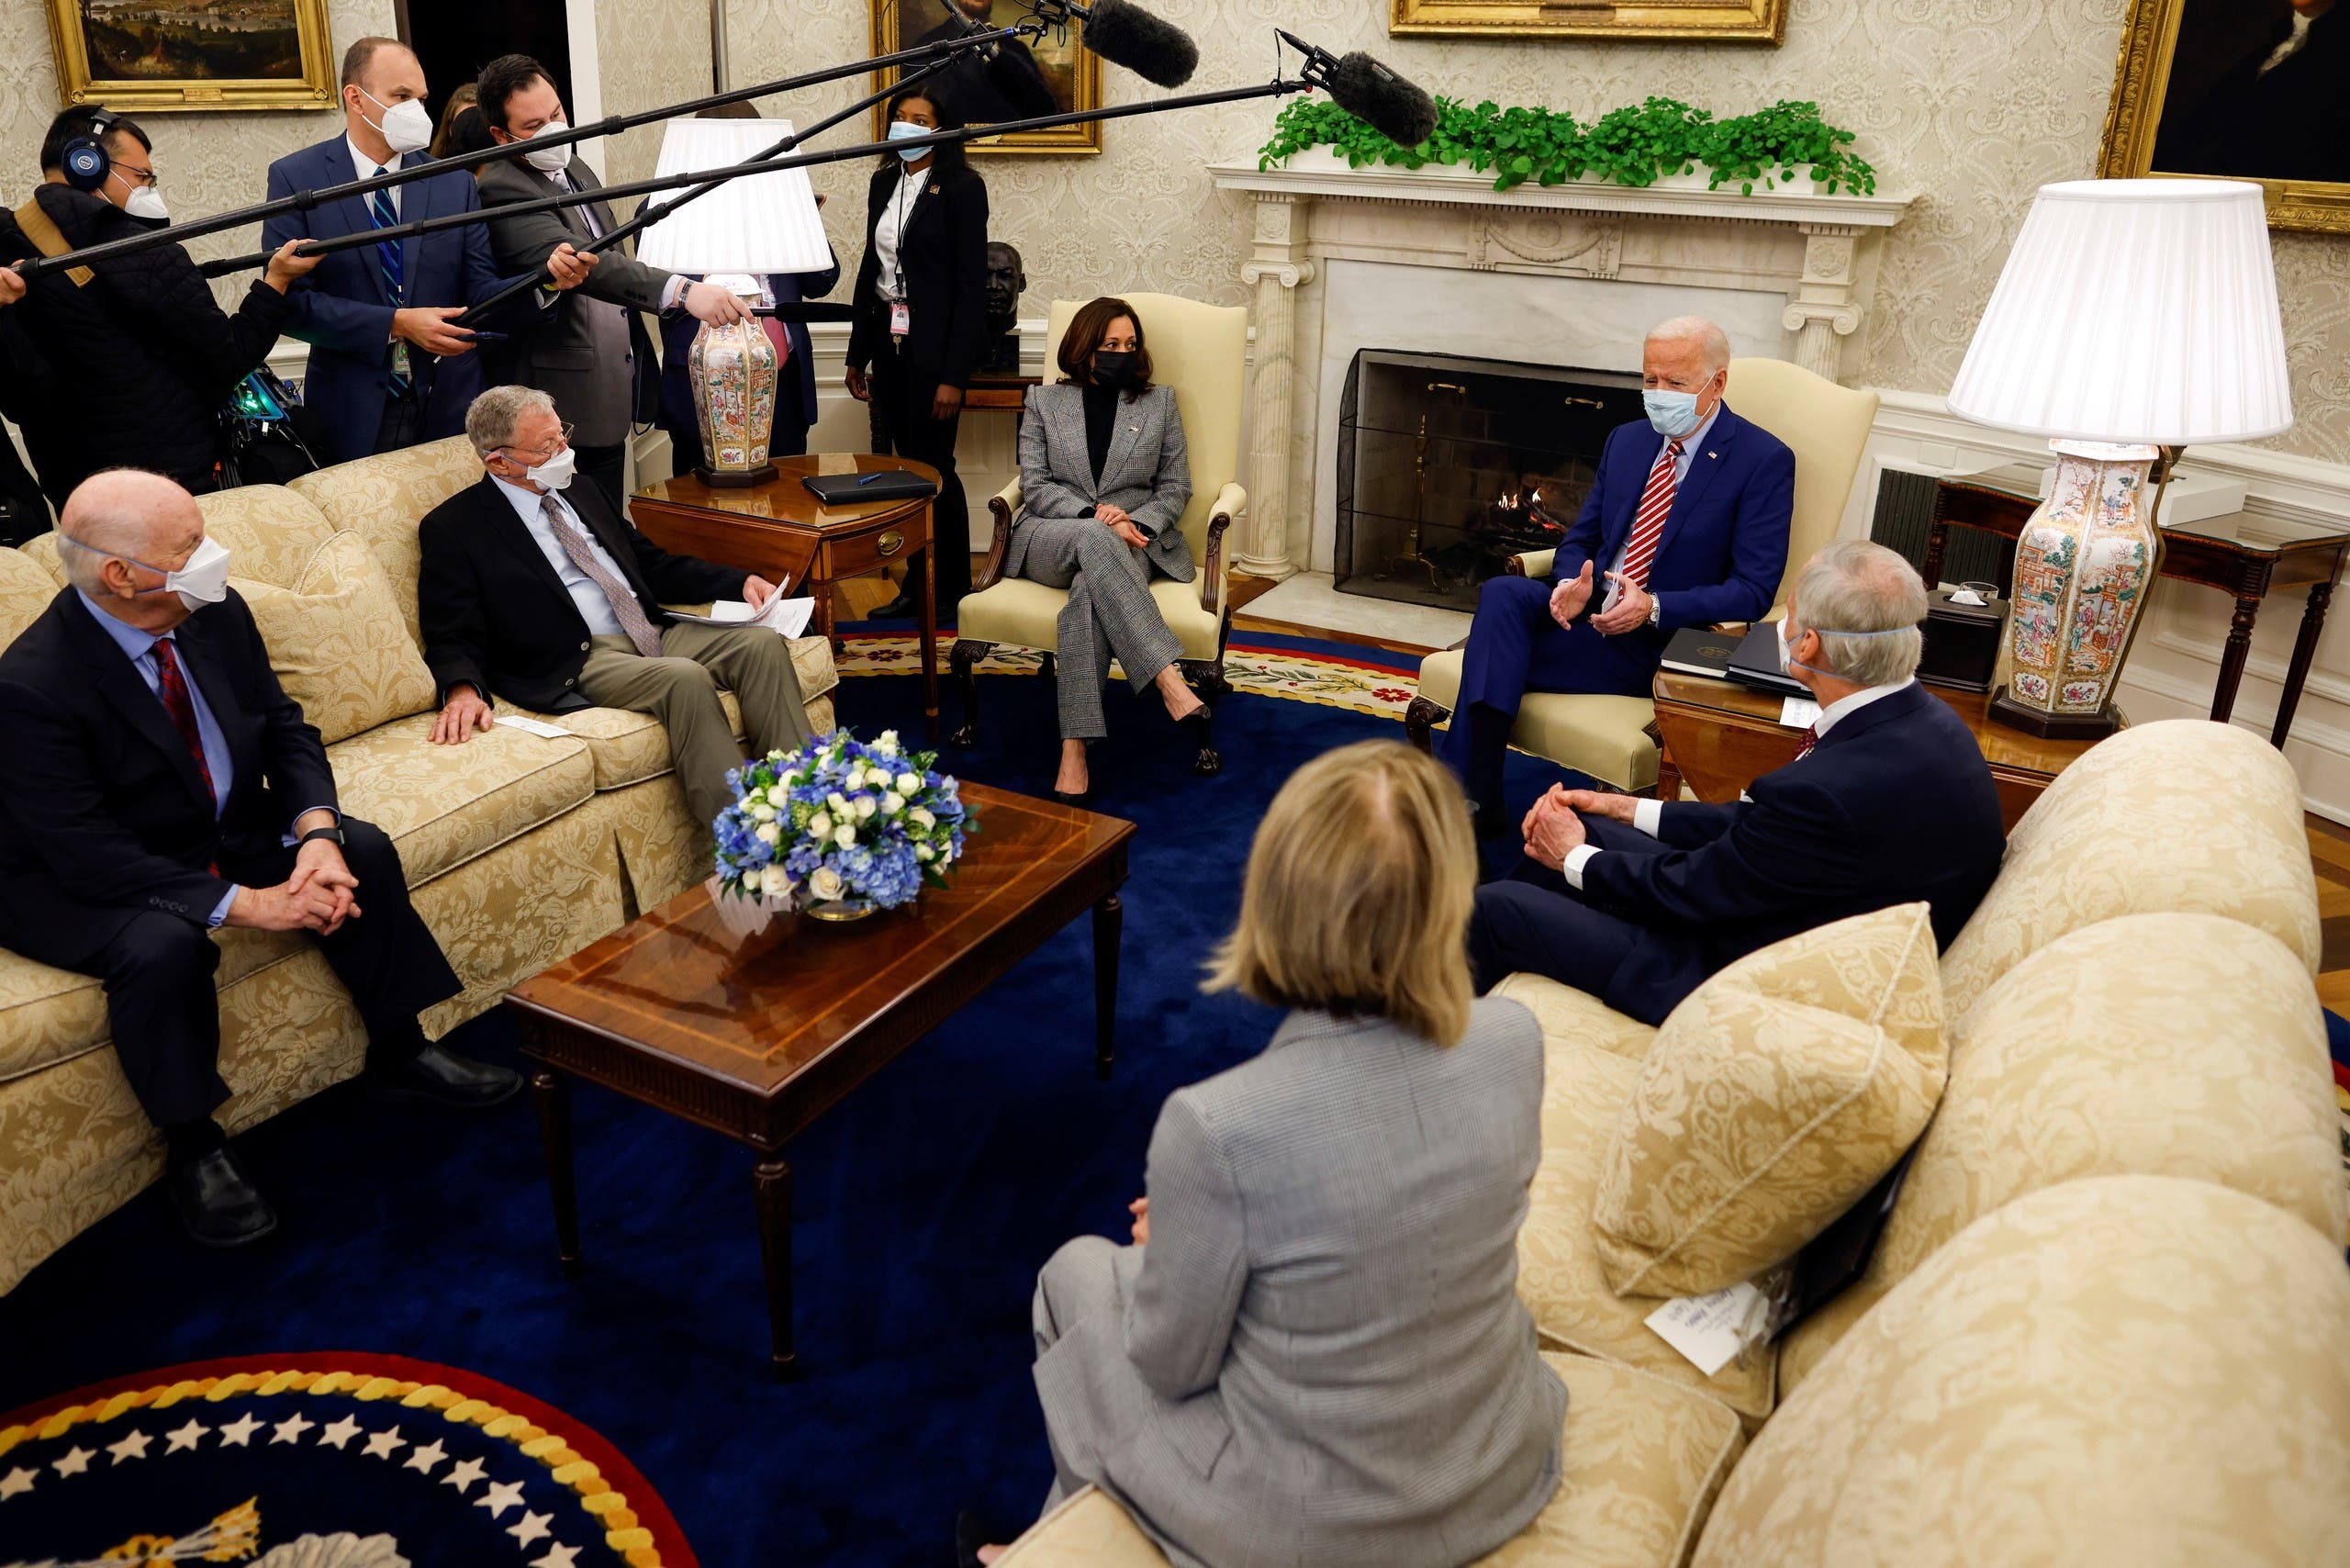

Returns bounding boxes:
[1334,349,1645,612]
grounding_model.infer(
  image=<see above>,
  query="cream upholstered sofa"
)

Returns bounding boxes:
[998,719,2350,1566]
[0,436,835,1294]
[1408,358,1880,792]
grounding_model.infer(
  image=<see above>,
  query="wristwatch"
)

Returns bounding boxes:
[298,824,346,848]
[1647,595,1662,628]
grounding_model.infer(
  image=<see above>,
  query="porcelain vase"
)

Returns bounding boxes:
[1992,439,2159,739]
[687,302,779,488]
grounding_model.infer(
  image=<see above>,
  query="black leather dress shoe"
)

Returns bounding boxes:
[867,591,919,619]
[167,1148,278,1249]
[366,1043,523,1110]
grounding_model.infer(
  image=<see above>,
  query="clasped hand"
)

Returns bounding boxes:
[1519,785,1639,869]
[226,839,361,935]
[1095,503,1148,550]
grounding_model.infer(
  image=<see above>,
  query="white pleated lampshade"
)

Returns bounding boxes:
[1946,179,2292,446]
[633,118,834,276]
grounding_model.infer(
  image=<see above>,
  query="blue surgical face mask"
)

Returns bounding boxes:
[888,121,931,162]
[1643,387,1705,439]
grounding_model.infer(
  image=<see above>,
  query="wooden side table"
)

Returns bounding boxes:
[962,367,1041,414]
[1651,670,2108,832]
[1924,467,2350,747]
[632,456,942,738]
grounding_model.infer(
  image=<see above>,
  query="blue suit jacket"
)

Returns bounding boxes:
[655,254,839,445]
[1550,404,1794,647]
[1582,681,2007,1023]
[263,137,530,465]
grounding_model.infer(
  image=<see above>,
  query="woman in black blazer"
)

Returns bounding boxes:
[845,85,989,617]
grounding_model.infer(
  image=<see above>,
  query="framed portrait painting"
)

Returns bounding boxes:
[47,0,336,111]
[2100,0,2350,232]
[870,0,1101,155]
[1387,0,1785,44]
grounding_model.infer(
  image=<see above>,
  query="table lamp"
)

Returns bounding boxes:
[1945,178,2291,739]
[635,118,833,487]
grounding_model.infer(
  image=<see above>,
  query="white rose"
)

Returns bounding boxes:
[909,806,935,831]
[915,843,934,862]
[881,792,905,815]
[808,812,833,837]
[867,766,894,790]
[895,772,922,795]
[827,790,848,812]
[767,749,786,762]
[749,801,777,823]
[808,867,845,902]
[854,796,878,821]
[834,823,856,848]
[755,822,780,846]
[875,730,901,756]
[757,864,789,898]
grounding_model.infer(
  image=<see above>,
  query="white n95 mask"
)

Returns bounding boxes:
[525,445,577,491]
[364,90,434,156]
[523,119,574,174]
[131,535,232,611]
[120,181,169,224]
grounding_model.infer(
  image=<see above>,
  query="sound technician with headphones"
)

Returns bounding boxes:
[5,106,320,503]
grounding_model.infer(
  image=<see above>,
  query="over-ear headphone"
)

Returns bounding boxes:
[59,108,123,193]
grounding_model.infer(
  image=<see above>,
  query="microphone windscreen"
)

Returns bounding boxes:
[1081,0,1199,88]
[1329,52,1438,148]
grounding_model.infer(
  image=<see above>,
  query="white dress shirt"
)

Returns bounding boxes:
[491,475,631,638]
[1598,399,1722,624]
[873,167,925,303]
[348,138,402,214]
[1558,677,1919,889]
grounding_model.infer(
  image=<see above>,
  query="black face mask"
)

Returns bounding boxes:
[1091,350,1134,388]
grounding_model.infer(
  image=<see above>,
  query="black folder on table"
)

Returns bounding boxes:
[801,469,939,506]
[1725,622,1809,699]
[1659,625,1741,679]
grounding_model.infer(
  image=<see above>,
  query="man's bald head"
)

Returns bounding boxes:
[58,470,207,625]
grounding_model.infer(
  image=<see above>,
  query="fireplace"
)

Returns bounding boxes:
[1333,349,1645,611]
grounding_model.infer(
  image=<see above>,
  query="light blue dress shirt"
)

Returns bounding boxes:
[76,592,336,927]
[491,474,632,638]
[1601,399,1723,623]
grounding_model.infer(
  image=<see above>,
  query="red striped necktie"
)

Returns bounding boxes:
[1617,438,1684,591]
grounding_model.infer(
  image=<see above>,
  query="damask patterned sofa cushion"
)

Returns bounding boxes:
[1492,971,1660,1061]
[1694,1176,2350,1567]
[238,531,438,745]
[1776,912,2346,1396]
[324,716,597,887]
[0,926,306,1083]
[290,434,484,646]
[1593,903,1947,1300]
[0,543,62,645]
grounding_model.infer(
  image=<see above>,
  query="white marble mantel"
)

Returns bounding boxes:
[1208,153,1913,578]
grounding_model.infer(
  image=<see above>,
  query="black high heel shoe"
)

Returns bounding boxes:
[1050,786,1091,806]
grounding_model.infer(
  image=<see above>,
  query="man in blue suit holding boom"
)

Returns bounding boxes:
[1439,315,1793,830]
[263,38,596,466]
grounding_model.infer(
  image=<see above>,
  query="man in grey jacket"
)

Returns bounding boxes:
[473,53,748,511]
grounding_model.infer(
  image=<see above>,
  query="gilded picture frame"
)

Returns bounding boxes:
[871,0,1102,157]
[2099,0,2350,234]
[47,0,336,112]
[1387,0,1785,44]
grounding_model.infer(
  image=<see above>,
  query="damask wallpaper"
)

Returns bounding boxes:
[595,0,714,194]
[722,0,2350,465]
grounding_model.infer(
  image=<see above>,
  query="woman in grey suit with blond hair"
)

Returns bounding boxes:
[964,740,1567,1568]
[1008,295,1202,802]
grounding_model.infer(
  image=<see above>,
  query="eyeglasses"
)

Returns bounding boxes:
[498,422,574,462]
[111,162,158,189]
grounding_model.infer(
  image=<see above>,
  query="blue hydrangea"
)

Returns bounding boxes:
[710,727,974,912]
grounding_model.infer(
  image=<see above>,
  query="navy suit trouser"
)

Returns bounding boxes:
[1438,575,1658,794]
[1468,815,1695,1018]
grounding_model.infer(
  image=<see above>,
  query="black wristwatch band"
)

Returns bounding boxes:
[299,824,345,847]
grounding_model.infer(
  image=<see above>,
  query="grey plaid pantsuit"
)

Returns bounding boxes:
[1006,382,1193,740]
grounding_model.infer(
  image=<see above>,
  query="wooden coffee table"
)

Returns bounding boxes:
[1651,669,2110,832]
[504,783,1133,1376]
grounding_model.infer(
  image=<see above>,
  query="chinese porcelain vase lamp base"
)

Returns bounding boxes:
[1947,178,2292,741]
[688,277,779,490]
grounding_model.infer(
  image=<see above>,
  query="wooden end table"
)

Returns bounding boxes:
[961,367,1041,414]
[631,456,943,738]
[1927,466,2350,747]
[504,783,1132,1377]
[1651,670,2109,832]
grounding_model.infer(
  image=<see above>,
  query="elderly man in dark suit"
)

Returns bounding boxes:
[1469,541,2006,1025]
[262,37,597,466]
[416,386,813,834]
[0,470,518,1248]
[471,52,749,512]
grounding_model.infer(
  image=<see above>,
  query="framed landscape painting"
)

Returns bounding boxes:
[870,0,1101,156]
[1388,0,1785,44]
[48,0,337,112]
[2101,0,2350,232]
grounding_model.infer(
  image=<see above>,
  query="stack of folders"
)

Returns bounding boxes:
[1661,624,1807,699]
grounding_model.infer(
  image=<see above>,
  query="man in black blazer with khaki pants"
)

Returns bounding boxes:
[0,471,518,1249]
[417,386,813,834]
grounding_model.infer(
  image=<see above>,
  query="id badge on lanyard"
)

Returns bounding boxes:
[890,300,911,337]
[390,341,412,377]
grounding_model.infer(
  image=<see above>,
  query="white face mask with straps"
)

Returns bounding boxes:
[358,87,433,156]
[127,535,231,612]
[522,118,574,174]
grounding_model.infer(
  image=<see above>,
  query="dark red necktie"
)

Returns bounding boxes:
[1794,724,1818,760]
[152,636,222,839]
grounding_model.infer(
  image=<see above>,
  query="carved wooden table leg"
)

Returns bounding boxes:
[753,1153,797,1380]
[2210,593,2263,724]
[1093,892,1123,1081]
[1655,749,1683,804]
[531,1068,582,1280]
[2274,580,2333,746]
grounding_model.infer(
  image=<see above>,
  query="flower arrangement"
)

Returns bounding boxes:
[712,728,973,922]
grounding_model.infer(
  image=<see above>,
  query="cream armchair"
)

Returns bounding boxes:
[950,293,1248,774]
[1408,358,1880,791]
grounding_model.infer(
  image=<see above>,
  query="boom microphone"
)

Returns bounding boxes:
[1032,0,1198,88]
[1279,30,1438,148]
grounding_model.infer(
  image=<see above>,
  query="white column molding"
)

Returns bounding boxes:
[1237,194,1315,580]
[1782,222,1867,383]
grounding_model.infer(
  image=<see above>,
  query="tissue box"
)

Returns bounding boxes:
[1917,588,2007,693]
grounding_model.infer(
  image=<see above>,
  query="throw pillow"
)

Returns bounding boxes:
[1592,902,1948,1299]
[238,530,438,745]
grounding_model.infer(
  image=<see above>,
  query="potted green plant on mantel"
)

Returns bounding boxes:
[1258,95,1877,198]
